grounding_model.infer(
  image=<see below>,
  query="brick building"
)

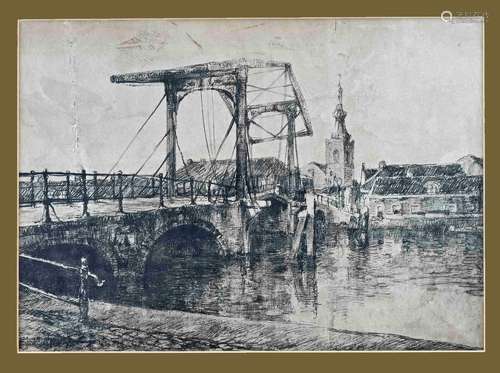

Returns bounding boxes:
[360,156,483,221]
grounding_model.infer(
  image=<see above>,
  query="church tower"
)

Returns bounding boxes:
[325,76,355,187]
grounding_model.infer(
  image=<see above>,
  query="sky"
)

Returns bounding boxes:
[19,18,483,177]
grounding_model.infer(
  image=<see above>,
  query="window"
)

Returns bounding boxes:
[411,203,421,213]
[448,203,458,213]
[392,203,402,214]
[333,149,339,163]
[424,181,440,194]
[377,205,384,218]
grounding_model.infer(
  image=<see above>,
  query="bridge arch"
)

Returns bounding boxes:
[150,213,228,255]
[142,220,228,311]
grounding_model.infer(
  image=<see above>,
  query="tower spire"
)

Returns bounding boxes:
[337,74,343,106]
[332,74,347,137]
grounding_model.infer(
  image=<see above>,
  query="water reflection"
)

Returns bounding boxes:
[139,225,483,348]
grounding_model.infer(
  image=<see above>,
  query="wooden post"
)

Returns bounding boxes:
[111,173,116,199]
[159,173,165,208]
[42,169,51,223]
[234,67,249,200]
[207,180,212,203]
[78,257,90,324]
[165,81,177,198]
[81,169,89,217]
[286,104,298,198]
[305,215,315,257]
[151,177,155,198]
[183,181,186,196]
[30,171,35,207]
[190,177,195,205]
[117,171,123,213]
[130,176,135,199]
[223,186,229,204]
[66,171,71,204]
[92,171,98,201]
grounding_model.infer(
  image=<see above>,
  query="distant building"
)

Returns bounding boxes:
[303,162,327,190]
[176,157,288,192]
[303,78,355,190]
[360,156,483,220]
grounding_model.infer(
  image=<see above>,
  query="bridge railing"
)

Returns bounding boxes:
[313,191,344,209]
[19,170,238,221]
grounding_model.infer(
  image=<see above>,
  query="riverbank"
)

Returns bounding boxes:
[19,290,477,351]
[368,214,483,232]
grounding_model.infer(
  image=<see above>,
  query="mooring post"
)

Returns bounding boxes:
[81,169,89,217]
[42,169,51,223]
[190,177,195,205]
[158,173,165,208]
[30,170,36,207]
[305,215,315,257]
[117,170,123,213]
[66,170,71,204]
[79,257,90,324]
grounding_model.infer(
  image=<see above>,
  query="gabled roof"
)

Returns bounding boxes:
[373,163,464,178]
[457,154,483,167]
[306,161,327,174]
[365,175,482,196]
[361,160,483,196]
[176,157,287,185]
[363,168,378,180]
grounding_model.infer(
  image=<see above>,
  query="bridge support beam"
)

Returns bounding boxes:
[234,67,249,201]
[286,106,298,197]
[165,81,178,198]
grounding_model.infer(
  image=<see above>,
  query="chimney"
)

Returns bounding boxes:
[378,160,386,170]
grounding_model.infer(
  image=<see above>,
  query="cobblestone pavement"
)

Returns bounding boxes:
[19,291,252,351]
[19,290,476,352]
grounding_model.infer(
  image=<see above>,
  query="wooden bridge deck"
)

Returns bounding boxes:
[18,197,219,227]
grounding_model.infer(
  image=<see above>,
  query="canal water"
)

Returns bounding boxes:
[141,226,484,348]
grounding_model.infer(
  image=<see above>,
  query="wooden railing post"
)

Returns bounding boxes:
[42,169,51,223]
[66,170,71,204]
[159,173,165,208]
[130,176,135,199]
[111,173,116,199]
[81,169,89,217]
[93,171,98,201]
[207,180,212,203]
[117,171,123,213]
[190,177,195,205]
[30,170,35,207]
[79,257,89,324]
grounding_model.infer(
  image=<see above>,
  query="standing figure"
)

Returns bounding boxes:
[79,257,90,324]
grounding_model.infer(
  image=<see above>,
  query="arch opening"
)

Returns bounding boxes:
[143,224,225,312]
